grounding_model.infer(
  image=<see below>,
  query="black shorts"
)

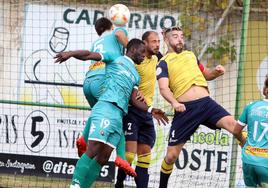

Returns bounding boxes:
[168,96,230,146]
[123,106,156,148]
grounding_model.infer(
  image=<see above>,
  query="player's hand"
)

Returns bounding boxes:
[172,102,186,112]
[236,131,247,147]
[151,108,169,125]
[54,52,73,64]
[214,65,225,76]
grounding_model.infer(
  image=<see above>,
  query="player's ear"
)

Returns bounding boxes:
[142,39,147,46]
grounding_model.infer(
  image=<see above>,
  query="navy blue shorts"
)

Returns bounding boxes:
[168,96,230,146]
[123,106,156,148]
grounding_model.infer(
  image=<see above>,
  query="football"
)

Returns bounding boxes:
[108,4,130,26]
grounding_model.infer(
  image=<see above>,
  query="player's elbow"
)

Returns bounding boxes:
[159,87,169,97]
[115,31,128,47]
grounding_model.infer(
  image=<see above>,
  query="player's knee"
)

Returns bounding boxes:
[165,152,178,164]
[126,152,135,164]
[137,153,151,169]
[165,153,178,164]
[95,152,110,165]
[218,116,236,132]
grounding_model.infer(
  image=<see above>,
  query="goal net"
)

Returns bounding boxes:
[0,0,266,187]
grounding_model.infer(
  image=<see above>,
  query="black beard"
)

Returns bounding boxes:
[175,47,183,54]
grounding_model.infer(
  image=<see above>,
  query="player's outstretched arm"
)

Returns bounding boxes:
[54,50,102,64]
[130,87,169,125]
[234,122,247,147]
[115,29,128,47]
[201,64,225,81]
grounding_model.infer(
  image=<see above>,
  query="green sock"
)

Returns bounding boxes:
[116,133,126,160]
[82,117,91,141]
[71,154,93,188]
[85,158,102,188]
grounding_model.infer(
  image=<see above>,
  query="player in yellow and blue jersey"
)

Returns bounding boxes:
[156,27,245,188]
[237,75,268,188]
[69,39,168,188]
[115,31,169,188]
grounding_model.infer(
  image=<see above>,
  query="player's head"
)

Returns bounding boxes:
[126,38,146,65]
[263,74,268,98]
[95,17,113,36]
[163,26,184,53]
[142,31,160,56]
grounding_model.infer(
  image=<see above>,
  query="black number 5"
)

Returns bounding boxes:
[31,116,44,148]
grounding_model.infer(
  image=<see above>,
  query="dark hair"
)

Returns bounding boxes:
[95,17,113,36]
[126,38,145,52]
[142,31,156,41]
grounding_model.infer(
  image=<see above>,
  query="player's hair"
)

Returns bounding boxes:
[142,31,157,41]
[95,17,113,36]
[126,38,145,52]
[162,26,182,34]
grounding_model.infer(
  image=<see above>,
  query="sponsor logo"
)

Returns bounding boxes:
[156,67,162,76]
[1,159,35,173]
[43,160,75,174]
[169,138,178,143]
[23,110,50,153]
[124,131,133,136]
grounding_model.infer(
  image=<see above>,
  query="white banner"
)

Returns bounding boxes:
[0,3,246,187]
[19,4,179,105]
[0,103,87,158]
[123,125,236,188]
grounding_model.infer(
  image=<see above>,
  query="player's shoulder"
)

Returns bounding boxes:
[113,26,128,35]
[158,52,178,65]
[144,55,158,64]
[159,53,171,62]
[246,100,263,108]
[179,50,196,58]
[118,55,133,64]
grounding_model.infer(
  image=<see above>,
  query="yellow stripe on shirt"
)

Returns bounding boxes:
[245,145,268,158]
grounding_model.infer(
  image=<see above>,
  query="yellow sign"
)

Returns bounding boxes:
[241,21,268,109]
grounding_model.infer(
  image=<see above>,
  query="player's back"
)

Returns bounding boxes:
[242,99,268,167]
[99,55,140,115]
[86,28,126,78]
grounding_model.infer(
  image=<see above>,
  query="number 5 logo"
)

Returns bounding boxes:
[23,110,50,153]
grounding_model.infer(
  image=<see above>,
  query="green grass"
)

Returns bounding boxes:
[0,174,116,188]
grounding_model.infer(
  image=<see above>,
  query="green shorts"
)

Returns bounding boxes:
[88,100,123,148]
[83,75,105,107]
[243,162,268,187]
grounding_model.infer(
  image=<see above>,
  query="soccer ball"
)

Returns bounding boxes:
[108,4,130,26]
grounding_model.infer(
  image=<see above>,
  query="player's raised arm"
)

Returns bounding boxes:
[54,50,102,64]
[115,28,128,47]
[199,62,225,81]
[130,87,169,125]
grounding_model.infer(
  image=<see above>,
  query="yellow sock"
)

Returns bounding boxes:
[125,152,135,163]
[161,159,173,174]
[137,153,151,168]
